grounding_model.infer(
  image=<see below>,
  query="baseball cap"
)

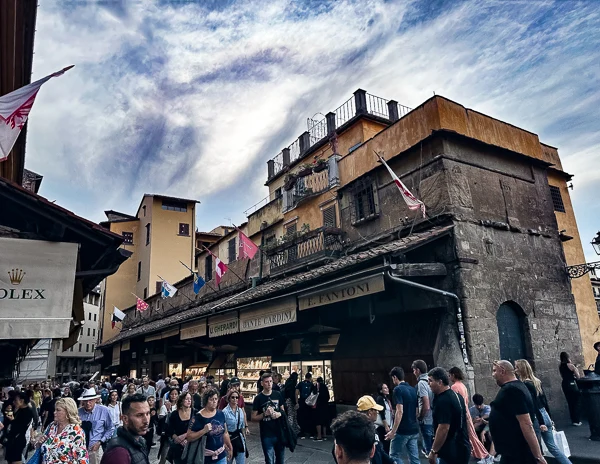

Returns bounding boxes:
[230,377,240,385]
[356,395,383,412]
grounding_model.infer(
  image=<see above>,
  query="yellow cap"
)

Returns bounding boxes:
[356,395,384,411]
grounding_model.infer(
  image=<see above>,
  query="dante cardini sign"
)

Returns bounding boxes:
[0,238,78,339]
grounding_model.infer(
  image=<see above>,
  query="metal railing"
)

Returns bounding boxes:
[266,227,344,273]
[335,96,356,128]
[282,167,331,212]
[309,117,328,146]
[243,190,282,216]
[366,93,389,119]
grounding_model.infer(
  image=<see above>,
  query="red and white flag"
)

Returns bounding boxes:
[376,153,426,218]
[136,297,149,312]
[215,257,228,285]
[0,66,73,161]
[238,231,259,260]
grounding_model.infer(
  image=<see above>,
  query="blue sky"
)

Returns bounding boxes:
[25,0,600,260]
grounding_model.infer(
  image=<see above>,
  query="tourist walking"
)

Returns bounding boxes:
[411,360,434,456]
[252,372,286,464]
[186,387,233,464]
[165,392,193,464]
[375,383,394,454]
[78,388,115,464]
[143,395,158,452]
[187,380,202,411]
[4,391,34,464]
[223,390,248,464]
[121,384,137,402]
[101,393,151,464]
[217,377,245,411]
[157,387,178,464]
[136,377,156,399]
[469,394,493,454]
[313,376,330,441]
[283,372,300,435]
[36,397,88,463]
[296,372,314,439]
[427,367,471,464]
[106,390,122,436]
[448,367,493,464]
[384,366,419,464]
[515,359,572,464]
[356,396,395,464]
[489,360,546,464]
[559,352,582,426]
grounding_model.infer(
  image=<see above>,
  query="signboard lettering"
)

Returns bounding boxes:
[298,274,385,310]
[240,297,297,332]
[209,314,239,338]
[180,320,207,340]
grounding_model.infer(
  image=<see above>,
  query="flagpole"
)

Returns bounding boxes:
[233,223,262,259]
[180,259,219,294]
[157,274,193,302]
[200,244,247,285]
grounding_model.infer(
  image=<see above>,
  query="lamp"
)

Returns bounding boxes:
[592,231,600,256]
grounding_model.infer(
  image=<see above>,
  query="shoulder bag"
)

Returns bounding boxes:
[228,408,246,454]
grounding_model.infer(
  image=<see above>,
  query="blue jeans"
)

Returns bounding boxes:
[540,409,572,464]
[419,423,434,454]
[390,433,420,464]
[260,435,285,464]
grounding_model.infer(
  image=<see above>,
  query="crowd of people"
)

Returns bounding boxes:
[0,342,597,464]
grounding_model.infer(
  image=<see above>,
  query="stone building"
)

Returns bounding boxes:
[99,90,594,418]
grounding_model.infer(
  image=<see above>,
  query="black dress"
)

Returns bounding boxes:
[313,382,330,427]
[166,409,193,464]
[5,406,33,462]
[559,362,581,423]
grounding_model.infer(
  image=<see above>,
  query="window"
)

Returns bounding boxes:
[156,281,162,294]
[265,234,276,247]
[205,255,213,282]
[322,205,337,228]
[92,344,95,351]
[274,188,282,199]
[78,344,82,352]
[286,223,298,262]
[93,329,96,337]
[137,261,142,281]
[145,223,151,245]
[179,223,190,236]
[88,312,91,321]
[86,344,90,352]
[228,238,237,263]
[93,313,97,321]
[350,177,378,223]
[550,185,565,212]
[122,232,133,245]
[162,199,187,212]
[142,205,146,217]
[87,328,90,336]
[143,287,148,299]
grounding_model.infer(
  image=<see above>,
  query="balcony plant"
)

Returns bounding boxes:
[313,158,328,173]
[298,163,314,178]
[284,173,297,191]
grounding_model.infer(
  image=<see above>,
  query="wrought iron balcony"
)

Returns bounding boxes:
[282,157,340,212]
[265,227,344,274]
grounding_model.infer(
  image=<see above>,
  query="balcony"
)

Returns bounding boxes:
[265,227,344,275]
[267,89,412,180]
[282,156,340,212]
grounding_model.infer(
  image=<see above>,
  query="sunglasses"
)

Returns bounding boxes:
[230,396,239,400]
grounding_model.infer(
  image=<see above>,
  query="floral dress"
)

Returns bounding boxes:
[41,422,89,464]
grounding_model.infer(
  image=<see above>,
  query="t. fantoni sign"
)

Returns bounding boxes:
[0,238,78,339]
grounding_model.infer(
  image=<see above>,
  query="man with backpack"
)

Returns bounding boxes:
[412,359,434,456]
[296,372,314,439]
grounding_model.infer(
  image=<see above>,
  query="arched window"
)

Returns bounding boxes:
[497,302,528,365]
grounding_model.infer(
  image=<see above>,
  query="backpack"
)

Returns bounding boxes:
[298,381,312,400]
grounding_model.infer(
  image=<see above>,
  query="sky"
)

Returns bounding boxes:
[25,0,600,260]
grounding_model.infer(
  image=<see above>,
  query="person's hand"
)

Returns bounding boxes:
[226,447,233,461]
[427,451,437,464]
[245,426,251,435]
[203,423,212,434]
[535,456,548,464]
[540,425,548,432]
[91,442,101,452]
[384,430,395,441]
[295,404,299,410]
[265,406,274,417]
[384,424,390,433]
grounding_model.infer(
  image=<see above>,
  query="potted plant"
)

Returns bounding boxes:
[284,174,297,191]
[313,158,328,173]
[298,163,314,177]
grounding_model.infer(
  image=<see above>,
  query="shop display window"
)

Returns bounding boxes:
[168,363,183,378]
[184,364,209,379]
[237,356,271,403]
[271,360,334,401]
[207,353,236,390]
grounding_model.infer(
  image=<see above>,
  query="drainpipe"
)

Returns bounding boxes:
[385,269,470,366]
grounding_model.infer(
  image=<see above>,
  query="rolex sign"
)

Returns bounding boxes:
[0,238,78,339]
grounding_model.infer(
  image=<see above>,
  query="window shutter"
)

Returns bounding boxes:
[549,186,565,212]
[322,205,336,228]
[156,281,162,295]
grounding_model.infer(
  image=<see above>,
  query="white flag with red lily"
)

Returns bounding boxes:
[0,66,73,161]
[377,153,426,218]
[215,257,228,285]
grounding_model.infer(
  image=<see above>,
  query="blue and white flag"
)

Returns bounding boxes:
[161,280,177,298]
[193,272,205,294]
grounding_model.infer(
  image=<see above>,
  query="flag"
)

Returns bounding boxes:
[376,153,426,218]
[215,257,228,285]
[0,66,73,161]
[136,297,149,312]
[193,272,205,294]
[161,280,178,298]
[238,230,259,260]
[111,306,126,329]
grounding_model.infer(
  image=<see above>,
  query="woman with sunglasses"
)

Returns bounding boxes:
[222,390,248,463]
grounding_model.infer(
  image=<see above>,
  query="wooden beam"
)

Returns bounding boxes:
[390,263,447,277]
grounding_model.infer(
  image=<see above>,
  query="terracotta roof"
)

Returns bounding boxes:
[99,224,453,348]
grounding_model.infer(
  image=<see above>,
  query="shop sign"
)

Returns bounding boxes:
[121,340,130,351]
[162,328,180,339]
[240,298,297,332]
[298,274,385,310]
[209,313,239,338]
[112,344,120,366]
[180,320,207,340]
[0,238,78,339]
[145,333,162,342]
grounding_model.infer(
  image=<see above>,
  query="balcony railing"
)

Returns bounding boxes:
[282,157,340,212]
[265,227,344,274]
[267,89,412,180]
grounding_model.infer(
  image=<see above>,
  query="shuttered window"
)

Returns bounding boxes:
[549,186,565,213]
[228,238,237,263]
[322,205,336,228]
[205,256,213,282]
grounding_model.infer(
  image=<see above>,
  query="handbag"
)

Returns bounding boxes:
[25,424,51,464]
[541,428,571,458]
[229,408,245,454]
[305,385,319,408]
